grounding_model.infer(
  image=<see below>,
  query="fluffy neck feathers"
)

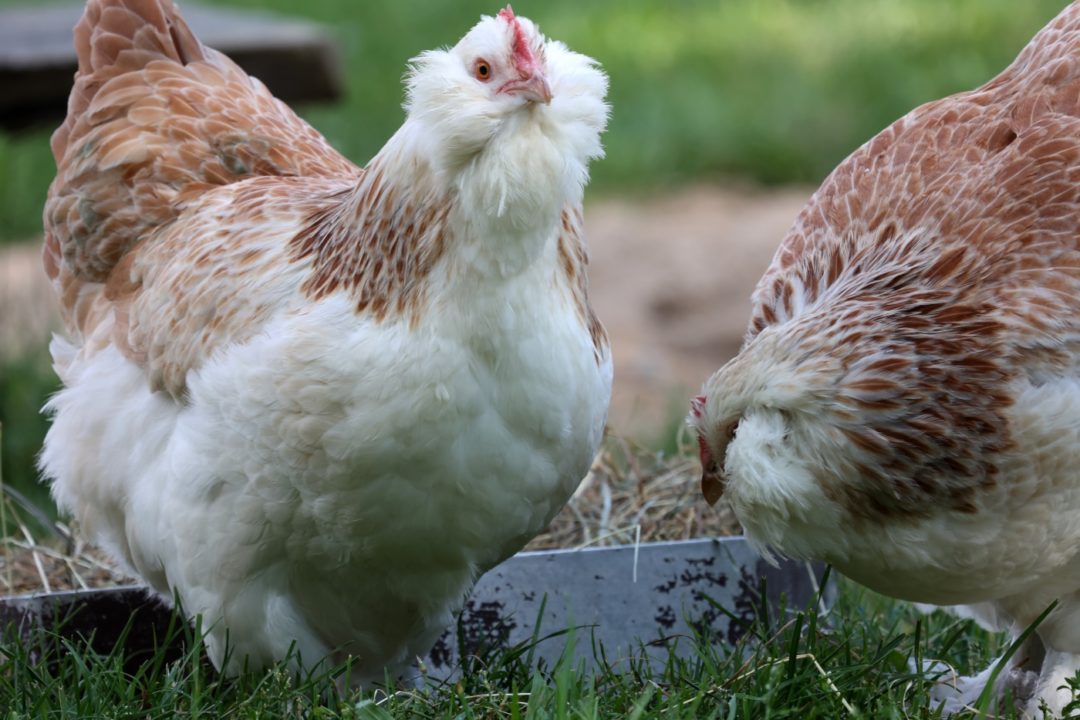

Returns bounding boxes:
[401,35,608,278]
[373,115,572,280]
[292,98,596,319]
[294,36,607,315]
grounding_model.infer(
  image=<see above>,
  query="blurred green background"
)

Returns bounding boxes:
[0,0,1068,510]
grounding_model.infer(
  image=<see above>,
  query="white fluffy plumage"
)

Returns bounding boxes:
[40,0,611,680]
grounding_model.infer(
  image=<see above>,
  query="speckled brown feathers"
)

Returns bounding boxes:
[557,207,607,363]
[114,176,348,398]
[291,164,451,326]
[755,235,1016,520]
[735,2,1080,520]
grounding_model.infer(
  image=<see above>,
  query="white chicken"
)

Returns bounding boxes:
[690,3,1080,716]
[39,0,611,681]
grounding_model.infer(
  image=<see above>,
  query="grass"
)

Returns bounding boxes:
[1,435,1067,718]
[0,446,1070,719]
[1,573,1066,719]
[0,0,1069,244]
[0,351,56,515]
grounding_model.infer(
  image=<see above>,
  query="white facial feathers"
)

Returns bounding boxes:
[403,10,608,186]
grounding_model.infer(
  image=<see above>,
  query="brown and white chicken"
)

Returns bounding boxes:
[690,3,1080,716]
[39,0,611,680]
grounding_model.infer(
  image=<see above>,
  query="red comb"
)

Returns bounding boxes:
[498,4,535,72]
[691,395,706,418]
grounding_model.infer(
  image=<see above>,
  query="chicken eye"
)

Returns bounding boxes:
[474,59,492,82]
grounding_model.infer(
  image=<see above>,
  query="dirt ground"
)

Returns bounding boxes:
[586,184,811,438]
[0,184,812,439]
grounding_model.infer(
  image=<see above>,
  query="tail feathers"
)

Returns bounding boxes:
[53,0,206,160]
[43,0,357,339]
[75,0,204,71]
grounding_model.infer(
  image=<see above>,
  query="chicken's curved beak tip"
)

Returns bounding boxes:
[526,75,553,105]
[702,471,724,506]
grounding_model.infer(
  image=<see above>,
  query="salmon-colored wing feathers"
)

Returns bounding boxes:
[750,3,1080,349]
[44,0,357,340]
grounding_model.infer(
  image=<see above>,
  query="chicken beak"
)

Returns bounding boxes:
[701,463,725,506]
[518,72,552,105]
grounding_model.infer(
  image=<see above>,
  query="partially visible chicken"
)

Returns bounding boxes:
[690,3,1080,716]
[40,0,611,681]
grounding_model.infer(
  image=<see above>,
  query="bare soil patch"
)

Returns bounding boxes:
[587,184,811,437]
